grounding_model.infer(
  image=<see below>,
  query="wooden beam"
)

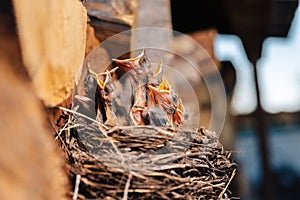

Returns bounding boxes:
[13,0,87,107]
[0,9,67,199]
[131,0,172,63]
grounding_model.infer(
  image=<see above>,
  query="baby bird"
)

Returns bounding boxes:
[113,50,185,127]
[143,61,169,126]
[148,74,185,127]
[89,67,118,126]
[113,49,151,86]
[113,49,151,125]
[73,64,99,121]
[128,62,166,126]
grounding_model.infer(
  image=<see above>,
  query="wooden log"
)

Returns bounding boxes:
[0,11,67,200]
[13,0,87,107]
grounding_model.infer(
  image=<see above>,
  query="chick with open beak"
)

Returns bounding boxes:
[112,49,151,85]
[142,61,169,126]
[148,74,185,127]
[113,49,151,125]
[113,50,185,126]
[89,67,118,126]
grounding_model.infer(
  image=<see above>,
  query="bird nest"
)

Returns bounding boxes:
[56,109,237,200]
[54,49,238,199]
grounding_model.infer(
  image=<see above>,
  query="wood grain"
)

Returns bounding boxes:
[13,0,87,107]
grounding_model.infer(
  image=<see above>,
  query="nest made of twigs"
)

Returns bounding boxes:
[56,109,237,200]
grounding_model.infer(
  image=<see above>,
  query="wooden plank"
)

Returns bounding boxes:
[131,0,172,63]
[13,0,87,107]
[0,11,67,200]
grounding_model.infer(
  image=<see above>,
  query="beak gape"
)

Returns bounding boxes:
[86,50,186,127]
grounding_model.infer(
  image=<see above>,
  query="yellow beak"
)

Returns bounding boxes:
[157,74,171,94]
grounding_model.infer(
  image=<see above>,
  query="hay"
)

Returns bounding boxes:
[56,108,238,200]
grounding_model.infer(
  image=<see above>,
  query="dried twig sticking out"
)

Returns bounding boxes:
[122,173,132,200]
[58,106,126,165]
[218,169,237,200]
[72,174,81,200]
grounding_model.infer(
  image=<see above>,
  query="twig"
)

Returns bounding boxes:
[58,106,126,166]
[122,173,132,200]
[218,169,236,199]
[55,123,79,141]
[151,126,176,136]
[105,125,121,135]
[49,120,71,155]
[117,126,175,137]
[58,106,106,128]
[73,174,81,200]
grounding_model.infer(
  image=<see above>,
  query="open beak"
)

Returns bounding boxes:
[148,84,170,107]
[157,74,171,94]
[96,71,110,91]
[112,49,145,71]
[89,67,118,91]
[112,58,132,71]
[153,60,163,77]
[97,79,105,90]
[148,74,170,95]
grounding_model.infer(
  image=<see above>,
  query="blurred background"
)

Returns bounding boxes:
[215,7,300,200]
[171,0,300,199]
